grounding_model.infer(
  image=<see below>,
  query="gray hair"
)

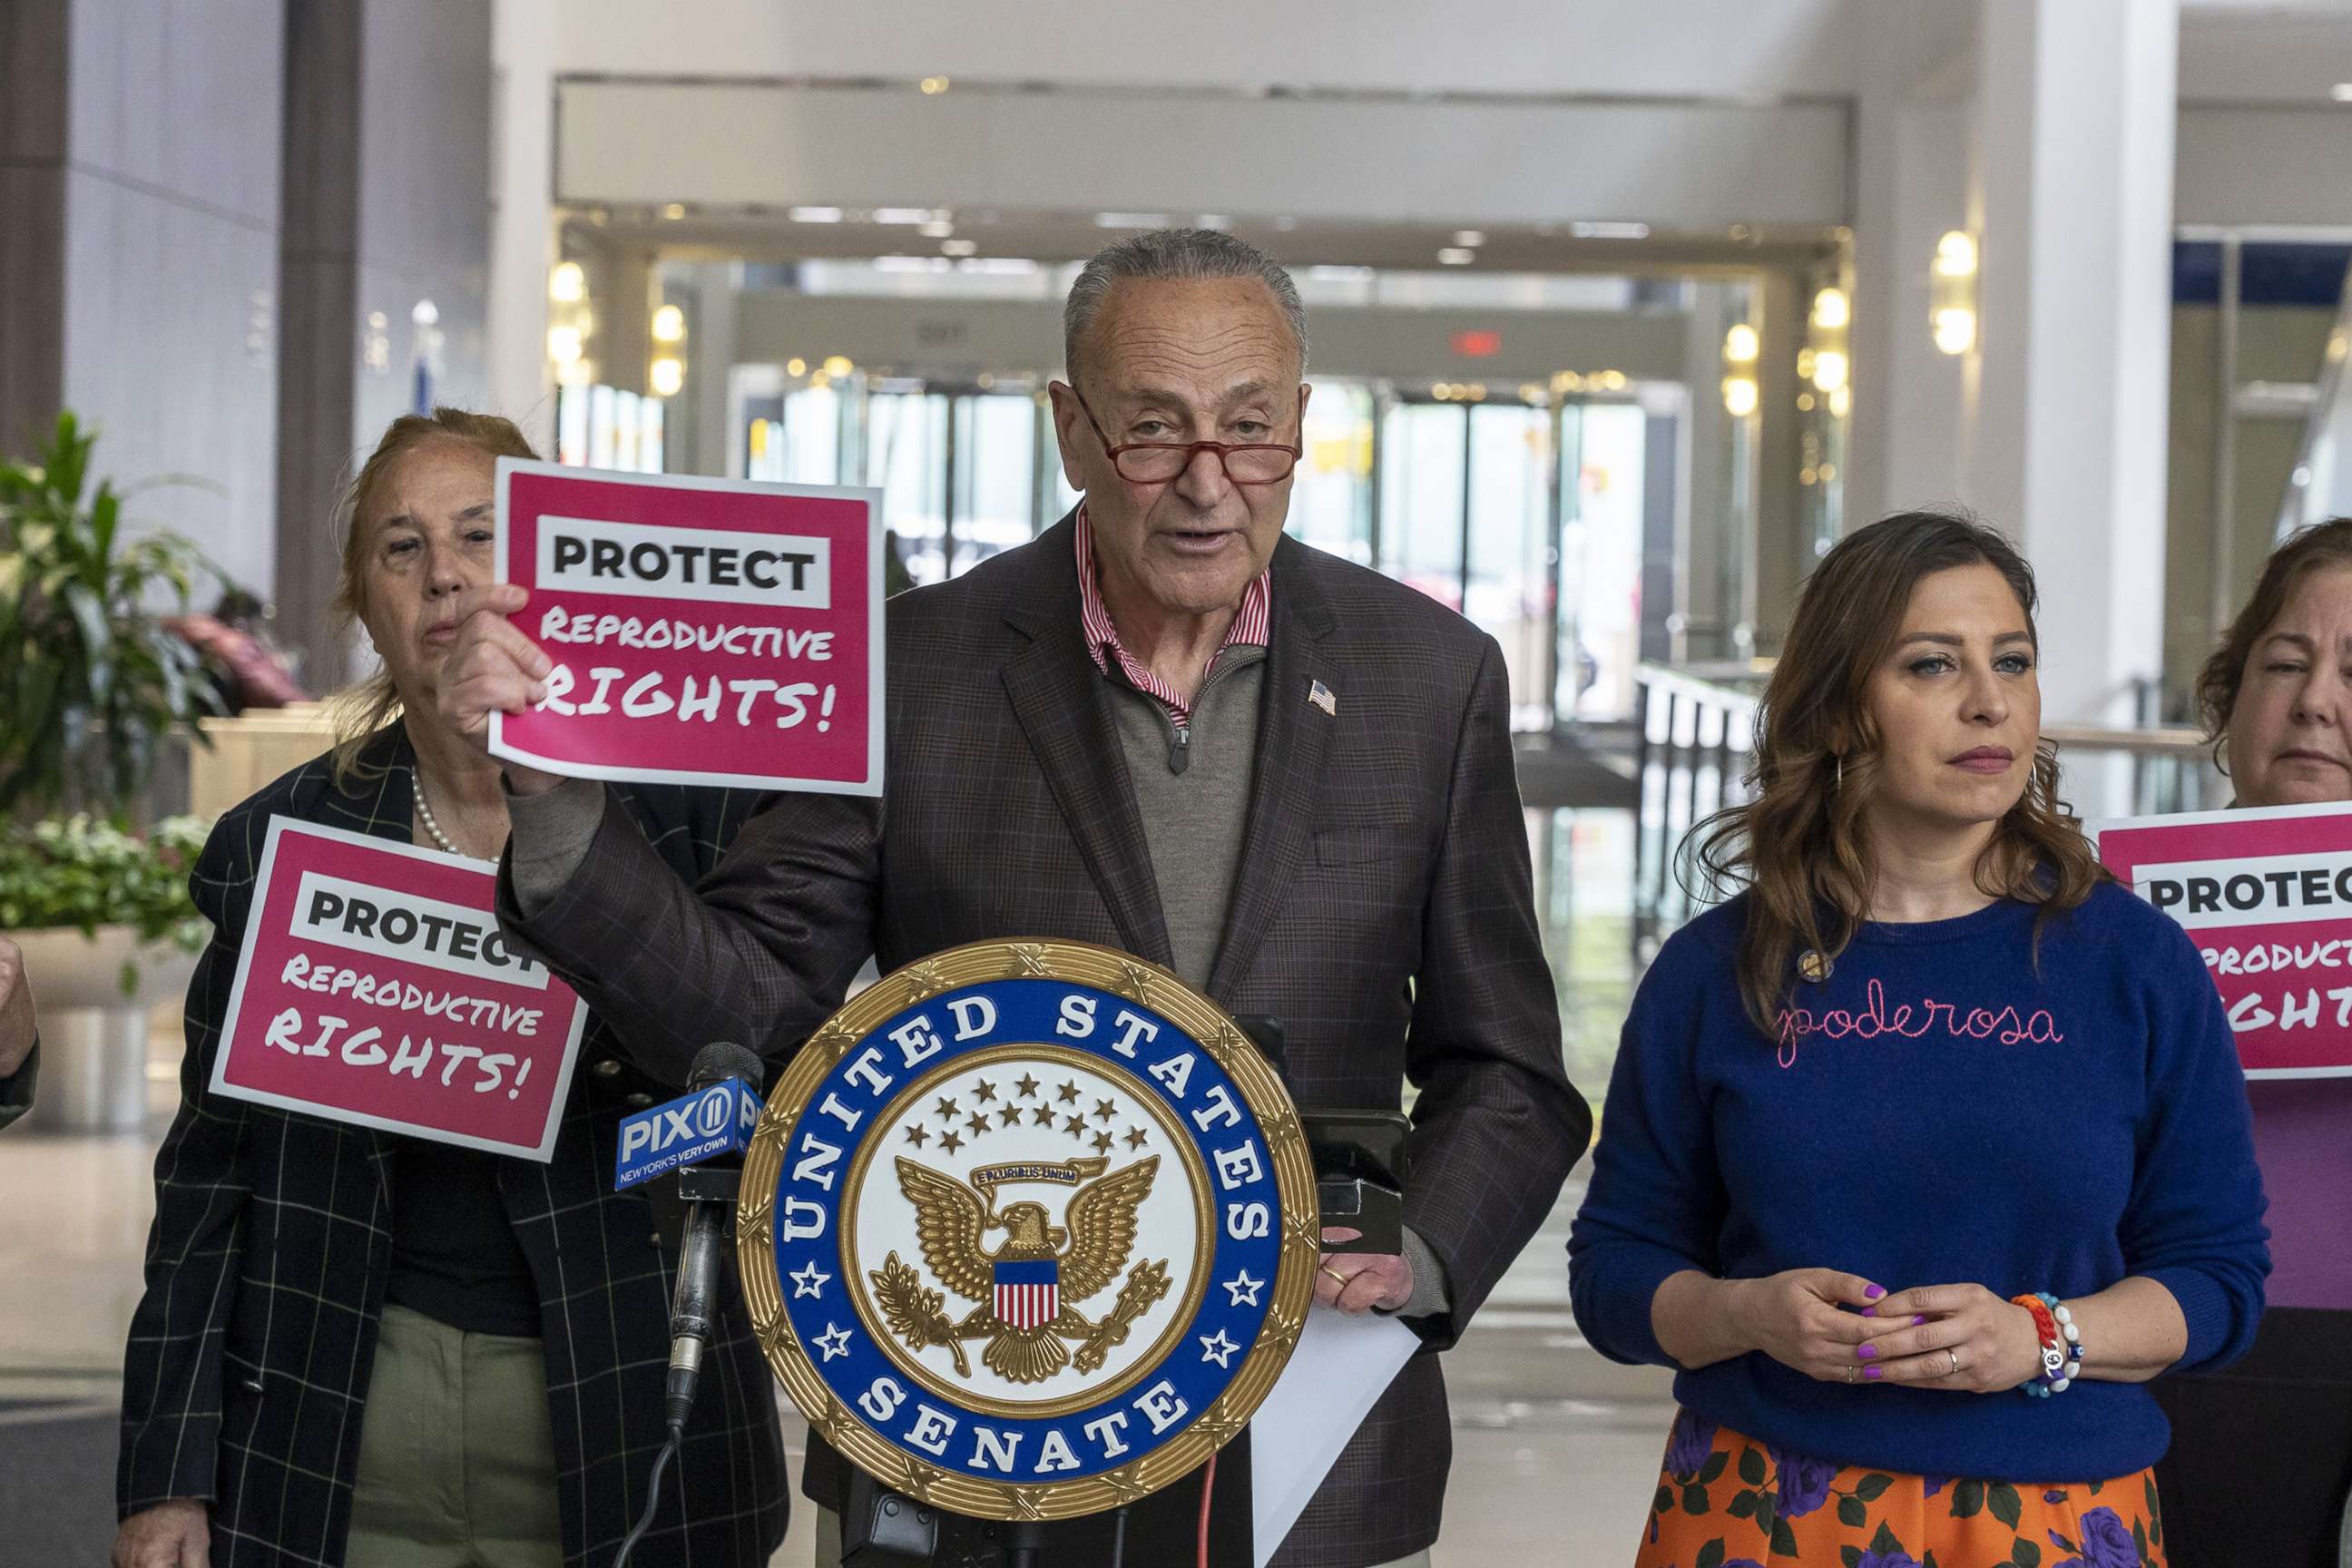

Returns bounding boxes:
[1062,228,1308,388]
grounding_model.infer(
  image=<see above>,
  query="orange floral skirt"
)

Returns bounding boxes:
[1636,1408,2167,1568]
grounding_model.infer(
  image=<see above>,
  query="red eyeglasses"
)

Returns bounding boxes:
[1072,389,1303,485]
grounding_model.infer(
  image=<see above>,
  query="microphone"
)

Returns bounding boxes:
[664,1041,764,1433]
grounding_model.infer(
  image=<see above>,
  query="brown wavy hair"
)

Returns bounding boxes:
[1684,509,2105,1040]
[2196,515,2352,768]
[326,408,538,784]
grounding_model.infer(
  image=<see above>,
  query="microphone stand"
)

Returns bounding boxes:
[616,1157,746,1566]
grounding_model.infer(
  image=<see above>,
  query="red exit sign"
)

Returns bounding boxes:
[1452,329,1503,358]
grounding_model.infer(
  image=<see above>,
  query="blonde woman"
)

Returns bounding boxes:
[113,411,785,1568]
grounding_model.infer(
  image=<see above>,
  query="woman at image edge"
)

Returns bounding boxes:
[112,410,785,1568]
[2153,515,2352,1568]
[1568,511,2269,1568]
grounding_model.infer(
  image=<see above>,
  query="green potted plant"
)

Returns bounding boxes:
[2,412,225,1130]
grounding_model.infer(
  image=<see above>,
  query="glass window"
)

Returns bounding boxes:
[954,394,1038,574]
[781,386,843,485]
[1289,380,1375,564]
[1377,402,1466,607]
[1563,405,1648,722]
[1465,403,1554,727]
[865,391,950,585]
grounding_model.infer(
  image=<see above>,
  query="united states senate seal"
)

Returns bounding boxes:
[737,939,1318,1522]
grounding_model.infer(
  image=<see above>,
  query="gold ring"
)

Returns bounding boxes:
[1946,1348,1961,1376]
[1320,1266,1350,1289]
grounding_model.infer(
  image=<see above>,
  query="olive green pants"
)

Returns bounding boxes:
[346,1304,564,1568]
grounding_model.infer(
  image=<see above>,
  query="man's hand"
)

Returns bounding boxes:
[1315,1226,1413,1314]
[435,583,563,796]
[113,1500,210,1568]
[0,936,35,1079]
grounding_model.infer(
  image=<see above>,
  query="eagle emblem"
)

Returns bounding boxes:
[871,1154,1173,1384]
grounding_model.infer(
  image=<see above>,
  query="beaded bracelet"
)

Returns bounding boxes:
[2010,1291,2084,1397]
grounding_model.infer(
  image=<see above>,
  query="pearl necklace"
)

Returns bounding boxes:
[410,770,464,857]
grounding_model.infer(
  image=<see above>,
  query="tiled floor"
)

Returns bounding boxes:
[0,809,1675,1564]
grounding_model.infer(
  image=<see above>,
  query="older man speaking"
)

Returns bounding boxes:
[441,229,1590,1568]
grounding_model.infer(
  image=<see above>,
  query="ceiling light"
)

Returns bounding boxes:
[1811,287,1850,331]
[1196,214,1232,230]
[1828,386,1852,418]
[1452,230,1486,248]
[1571,220,1650,240]
[823,355,855,377]
[649,356,685,397]
[789,206,845,224]
[1308,265,1376,282]
[1722,376,1759,418]
[1934,230,1978,278]
[651,304,686,343]
[2333,83,2352,103]
[662,203,687,221]
[1810,349,1849,394]
[546,325,583,366]
[1723,323,1759,365]
[873,207,936,225]
[941,239,978,257]
[917,219,956,239]
[549,261,585,303]
[1094,211,1173,229]
[920,75,951,94]
[786,358,808,377]
[1436,247,1475,266]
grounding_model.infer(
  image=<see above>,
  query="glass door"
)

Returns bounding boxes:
[862,388,951,585]
[1557,401,1649,722]
[1289,379,1376,565]
[1465,402,1556,730]
[951,392,1040,573]
[1377,400,1466,610]
[1377,393,1563,729]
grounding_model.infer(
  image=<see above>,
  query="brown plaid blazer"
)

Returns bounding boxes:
[502,516,1592,1567]
[118,726,788,1567]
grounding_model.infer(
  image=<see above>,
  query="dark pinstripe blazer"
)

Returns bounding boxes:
[502,517,1592,1568]
[117,725,788,1568]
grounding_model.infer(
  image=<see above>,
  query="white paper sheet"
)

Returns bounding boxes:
[1249,1308,1421,1566]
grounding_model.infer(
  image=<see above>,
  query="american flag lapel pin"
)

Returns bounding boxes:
[1308,680,1337,717]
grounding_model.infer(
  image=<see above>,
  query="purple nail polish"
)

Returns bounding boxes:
[1860,1306,1877,1318]
[1865,1284,1886,1299]
[1913,1315,1926,1326]
[1863,1365,1883,1381]
[1857,1344,1878,1360]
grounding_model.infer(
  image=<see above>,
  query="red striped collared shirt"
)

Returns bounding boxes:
[1074,506,1271,726]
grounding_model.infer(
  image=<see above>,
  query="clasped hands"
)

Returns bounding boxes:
[1736,1269,2046,1393]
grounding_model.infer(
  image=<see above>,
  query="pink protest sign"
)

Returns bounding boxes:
[2096,800,2352,1078]
[209,819,591,1160]
[489,460,884,794]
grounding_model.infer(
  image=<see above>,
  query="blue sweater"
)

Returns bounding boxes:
[1568,884,2269,1482]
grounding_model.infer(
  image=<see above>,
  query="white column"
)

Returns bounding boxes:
[687,260,738,479]
[1970,0,2178,728]
[1845,0,1976,524]
[488,0,557,454]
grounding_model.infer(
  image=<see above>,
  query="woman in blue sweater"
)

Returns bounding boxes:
[1570,511,2269,1568]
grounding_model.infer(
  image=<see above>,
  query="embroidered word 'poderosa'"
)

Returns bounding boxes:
[1773,978,2063,1067]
